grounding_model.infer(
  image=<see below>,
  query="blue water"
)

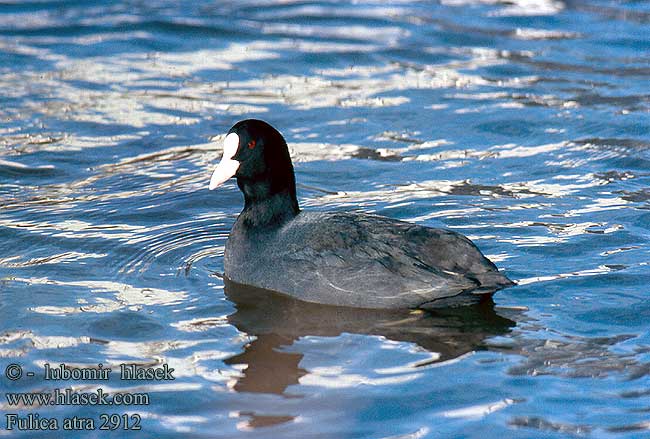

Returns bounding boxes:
[1,0,649,437]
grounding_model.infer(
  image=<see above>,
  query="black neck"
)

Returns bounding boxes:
[237,179,300,229]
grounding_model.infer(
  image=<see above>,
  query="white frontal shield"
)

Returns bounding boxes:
[209,133,240,190]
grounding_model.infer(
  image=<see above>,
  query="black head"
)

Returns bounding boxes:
[209,119,299,223]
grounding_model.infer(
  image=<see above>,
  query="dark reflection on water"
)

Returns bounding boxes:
[224,278,515,394]
[223,279,517,428]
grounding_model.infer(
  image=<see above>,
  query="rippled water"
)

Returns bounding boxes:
[1,0,650,437]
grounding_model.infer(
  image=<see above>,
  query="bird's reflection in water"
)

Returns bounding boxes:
[223,278,517,428]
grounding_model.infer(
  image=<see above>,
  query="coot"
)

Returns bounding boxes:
[209,119,514,309]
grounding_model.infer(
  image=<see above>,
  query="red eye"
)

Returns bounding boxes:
[248,140,256,149]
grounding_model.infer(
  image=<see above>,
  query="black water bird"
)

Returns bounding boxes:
[209,119,514,309]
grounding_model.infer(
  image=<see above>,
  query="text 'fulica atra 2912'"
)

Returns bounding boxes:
[209,119,514,309]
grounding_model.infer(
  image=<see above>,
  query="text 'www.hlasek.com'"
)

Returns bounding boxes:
[3,362,175,432]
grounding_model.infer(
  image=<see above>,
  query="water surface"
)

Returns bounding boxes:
[1,0,650,437]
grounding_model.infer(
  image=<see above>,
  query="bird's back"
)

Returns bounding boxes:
[224,211,513,309]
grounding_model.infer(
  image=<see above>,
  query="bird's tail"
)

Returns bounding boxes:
[473,271,516,290]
